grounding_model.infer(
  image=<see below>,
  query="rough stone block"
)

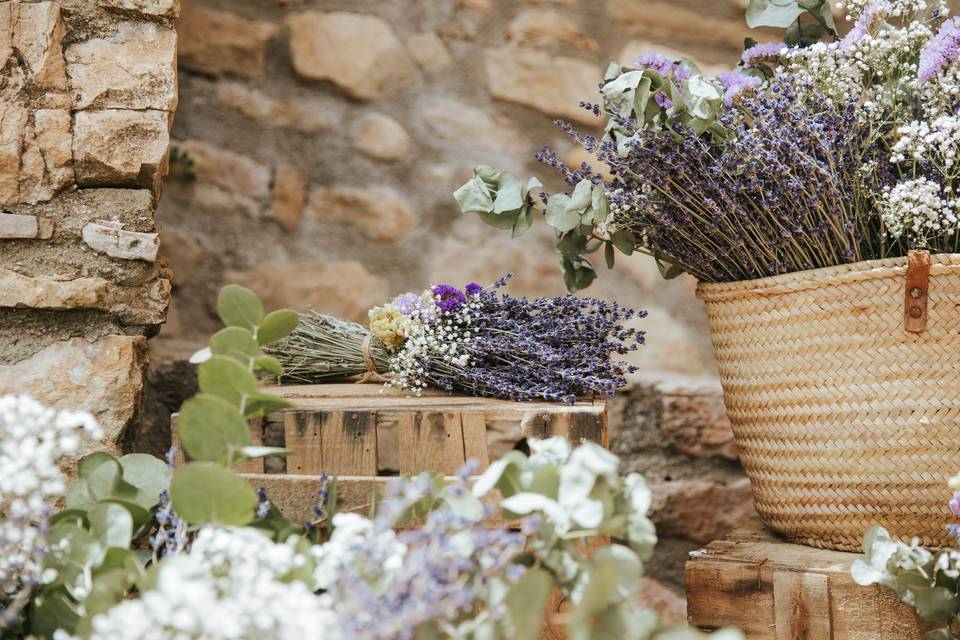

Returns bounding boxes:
[649,477,756,544]
[0,267,170,325]
[506,8,597,50]
[82,220,160,262]
[287,11,414,100]
[177,5,278,79]
[305,185,416,241]
[18,108,74,204]
[12,2,67,93]
[0,100,27,206]
[352,113,412,162]
[269,163,307,232]
[66,21,178,111]
[405,32,453,73]
[0,213,52,239]
[97,0,181,17]
[484,46,601,126]
[215,81,339,133]
[0,335,149,464]
[223,261,387,322]
[167,139,270,217]
[73,109,170,191]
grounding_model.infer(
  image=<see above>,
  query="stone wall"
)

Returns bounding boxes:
[0,0,177,463]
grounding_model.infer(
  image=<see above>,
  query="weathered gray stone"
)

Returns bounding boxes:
[82,220,160,262]
[406,32,453,73]
[287,11,414,100]
[72,109,171,191]
[0,213,52,239]
[12,2,67,93]
[66,21,178,111]
[19,109,73,204]
[97,0,181,17]
[0,267,170,325]
[0,335,149,464]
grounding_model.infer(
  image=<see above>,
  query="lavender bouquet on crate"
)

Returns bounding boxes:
[268,275,644,404]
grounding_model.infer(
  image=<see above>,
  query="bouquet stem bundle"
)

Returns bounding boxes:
[267,313,390,383]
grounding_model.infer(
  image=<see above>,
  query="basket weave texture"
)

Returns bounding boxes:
[697,253,960,551]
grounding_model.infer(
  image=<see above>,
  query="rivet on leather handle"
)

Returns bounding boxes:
[904,249,931,333]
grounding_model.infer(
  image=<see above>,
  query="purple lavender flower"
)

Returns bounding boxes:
[654,92,673,110]
[718,71,762,106]
[839,1,890,51]
[427,276,644,404]
[431,284,466,312]
[741,42,787,66]
[950,491,960,517]
[464,282,482,297]
[919,17,960,81]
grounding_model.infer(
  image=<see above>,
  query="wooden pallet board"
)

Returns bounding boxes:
[686,519,959,639]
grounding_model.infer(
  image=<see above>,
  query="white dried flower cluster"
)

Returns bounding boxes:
[847,21,933,78]
[786,42,859,102]
[84,528,335,640]
[880,177,959,244]
[891,116,960,172]
[838,0,948,20]
[387,294,477,393]
[310,512,406,592]
[1,396,101,603]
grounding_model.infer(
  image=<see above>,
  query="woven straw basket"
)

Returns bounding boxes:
[697,253,960,551]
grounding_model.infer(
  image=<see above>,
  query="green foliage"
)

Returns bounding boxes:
[19,285,302,639]
[453,166,543,239]
[745,0,836,46]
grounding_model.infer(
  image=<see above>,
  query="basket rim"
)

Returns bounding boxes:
[696,252,960,302]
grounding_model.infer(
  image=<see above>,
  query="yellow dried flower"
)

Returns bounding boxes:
[368,304,408,348]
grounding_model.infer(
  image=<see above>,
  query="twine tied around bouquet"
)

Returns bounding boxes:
[356,334,390,384]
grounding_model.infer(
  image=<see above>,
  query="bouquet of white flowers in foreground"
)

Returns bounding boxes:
[1,393,742,640]
[269,275,645,404]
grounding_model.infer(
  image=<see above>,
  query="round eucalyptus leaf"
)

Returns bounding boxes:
[198,355,258,406]
[217,284,264,330]
[88,503,134,549]
[210,326,258,362]
[177,393,251,462]
[257,309,299,346]
[170,463,257,526]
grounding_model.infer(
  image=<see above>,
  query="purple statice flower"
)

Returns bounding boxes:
[741,42,787,66]
[950,491,960,517]
[919,17,960,81]
[654,91,673,110]
[839,1,890,51]
[393,293,420,316]
[256,487,271,519]
[431,284,466,312]
[464,282,482,297]
[636,52,691,83]
[718,71,762,106]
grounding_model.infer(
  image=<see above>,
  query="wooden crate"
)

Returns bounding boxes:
[173,383,607,523]
[171,383,609,639]
[686,519,958,640]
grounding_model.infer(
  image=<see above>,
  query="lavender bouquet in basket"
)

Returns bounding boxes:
[268,275,644,404]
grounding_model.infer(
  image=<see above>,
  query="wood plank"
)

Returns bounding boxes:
[398,411,467,475]
[323,410,378,476]
[772,571,830,640]
[686,519,959,639]
[284,411,323,474]
[461,411,490,471]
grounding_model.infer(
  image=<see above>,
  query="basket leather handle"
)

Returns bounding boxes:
[904,250,931,333]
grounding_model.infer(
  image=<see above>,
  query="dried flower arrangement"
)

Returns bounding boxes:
[269,275,645,404]
[455,0,960,288]
[0,287,738,640]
